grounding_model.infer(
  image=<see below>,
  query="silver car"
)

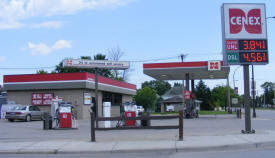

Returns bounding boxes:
[5,105,44,122]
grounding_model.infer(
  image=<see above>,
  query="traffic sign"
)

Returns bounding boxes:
[232,98,238,105]
[184,91,191,100]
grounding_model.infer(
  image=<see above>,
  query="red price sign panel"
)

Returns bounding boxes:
[239,40,267,50]
[239,52,268,63]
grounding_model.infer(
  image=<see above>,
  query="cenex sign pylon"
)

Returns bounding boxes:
[221,3,268,65]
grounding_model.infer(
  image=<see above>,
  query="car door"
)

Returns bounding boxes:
[34,106,42,119]
[29,106,39,119]
[28,106,36,119]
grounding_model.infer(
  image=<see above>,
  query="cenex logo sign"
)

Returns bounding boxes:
[222,3,266,39]
[229,8,261,34]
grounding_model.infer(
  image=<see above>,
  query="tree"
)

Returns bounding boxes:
[173,82,182,87]
[141,80,171,96]
[54,54,112,78]
[108,46,126,81]
[36,69,48,74]
[135,87,157,112]
[260,82,274,105]
[212,85,240,109]
[194,80,213,110]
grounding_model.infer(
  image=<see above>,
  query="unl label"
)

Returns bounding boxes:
[229,8,261,34]
[227,53,239,62]
[226,40,238,50]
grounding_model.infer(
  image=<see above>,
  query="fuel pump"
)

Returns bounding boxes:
[51,97,78,129]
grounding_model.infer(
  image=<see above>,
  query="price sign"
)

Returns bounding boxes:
[239,40,267,50]
[222,4,268,65]
[239,52,268,63]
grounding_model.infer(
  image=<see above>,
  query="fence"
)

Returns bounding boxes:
[90,110,183,142]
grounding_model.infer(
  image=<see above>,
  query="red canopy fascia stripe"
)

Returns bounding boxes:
[143,61,224,69]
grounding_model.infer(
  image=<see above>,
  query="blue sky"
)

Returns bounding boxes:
[0,0,275,95]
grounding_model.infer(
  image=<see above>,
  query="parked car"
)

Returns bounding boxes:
[136,106,144,115]
[5,105,44,122]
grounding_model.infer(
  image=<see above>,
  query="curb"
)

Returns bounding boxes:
[1,141,275,155]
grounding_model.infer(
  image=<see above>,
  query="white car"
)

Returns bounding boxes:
[5,105,44,122]
[136,106,144,115]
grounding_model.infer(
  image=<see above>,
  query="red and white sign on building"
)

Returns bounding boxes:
[208,61,221,71]
[32,93,54,105]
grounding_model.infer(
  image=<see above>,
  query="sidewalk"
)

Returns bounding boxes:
[1,130,275,154]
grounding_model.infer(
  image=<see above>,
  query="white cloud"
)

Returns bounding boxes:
[30,21,63,29]
[0,21,25,29]
[0,56,6,63]
[27,40,72,55]
[0,0,134,29]
[52,40,72,50]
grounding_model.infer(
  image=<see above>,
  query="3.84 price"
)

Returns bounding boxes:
[239,52,268,63]
[239,40,267,50]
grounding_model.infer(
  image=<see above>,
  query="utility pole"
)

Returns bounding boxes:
[180,54,188,62]
[95,68,99,128]
[252,65,256,118]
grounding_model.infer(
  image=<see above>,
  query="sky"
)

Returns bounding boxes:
[0,0,274,96]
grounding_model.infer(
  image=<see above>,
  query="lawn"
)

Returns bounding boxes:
[256,107,275,110]
[151,110,235,115]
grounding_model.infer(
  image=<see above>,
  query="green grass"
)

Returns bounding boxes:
[150,110,235,115]
[256,107,275,110]
[199,110,236,115]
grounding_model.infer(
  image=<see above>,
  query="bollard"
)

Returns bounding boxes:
[146,112,151,127]
[43,112,49,130]
[179,110,183,141]
[90,112,96,142]
[240,108,242,119]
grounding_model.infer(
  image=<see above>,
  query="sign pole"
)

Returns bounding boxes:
[243,65,253,133]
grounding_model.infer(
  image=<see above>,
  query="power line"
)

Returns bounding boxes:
[0,66,55,70]
[129,56,178,63]
[0,53,222,70]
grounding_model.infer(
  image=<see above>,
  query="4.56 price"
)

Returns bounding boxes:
[239,52,268,63]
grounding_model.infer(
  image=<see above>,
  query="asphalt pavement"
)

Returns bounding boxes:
[0,110,275,154]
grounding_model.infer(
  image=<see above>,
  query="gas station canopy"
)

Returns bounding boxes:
[143,61,230,80]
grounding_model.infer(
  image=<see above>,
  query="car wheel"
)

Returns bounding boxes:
[8,119,14,122]
[25,115,31,122]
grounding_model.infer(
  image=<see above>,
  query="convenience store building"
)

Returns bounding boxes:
[3,72,136,119]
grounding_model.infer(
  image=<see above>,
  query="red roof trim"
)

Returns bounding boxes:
[143,61,224,69]
[4,72,136,90]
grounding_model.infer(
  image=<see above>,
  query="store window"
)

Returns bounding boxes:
[102,92,122,106]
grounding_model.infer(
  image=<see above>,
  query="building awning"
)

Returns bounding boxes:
[3,72,136,95]
[143,61,230,80]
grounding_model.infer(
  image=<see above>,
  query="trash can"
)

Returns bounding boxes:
[140,112,150,127]
[43,113,52,130]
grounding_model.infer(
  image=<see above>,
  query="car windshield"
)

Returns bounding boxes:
[12,106,27,111]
